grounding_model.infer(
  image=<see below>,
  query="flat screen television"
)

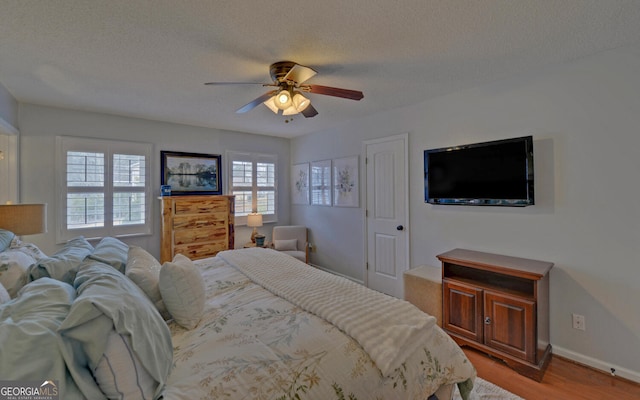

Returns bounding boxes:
[424,136,534,206]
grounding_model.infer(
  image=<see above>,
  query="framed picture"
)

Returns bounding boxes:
[333,156,359,207]
[311,159,332,206]
[291,163,310,204]
[161,151,222,195]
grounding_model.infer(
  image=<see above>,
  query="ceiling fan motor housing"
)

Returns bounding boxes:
[269,61,297,82]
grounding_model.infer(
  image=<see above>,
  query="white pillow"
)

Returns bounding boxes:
[0,282,10,304]
[0,250,36,297]
[126,246,170,320]
[159,254,205,329]
[274,239,298,251]
[94,330,158,400]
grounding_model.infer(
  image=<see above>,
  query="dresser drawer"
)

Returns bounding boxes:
[174,226,228,245]
[172,213,228,230]
[173,198,229,215]
[174,241,229,260]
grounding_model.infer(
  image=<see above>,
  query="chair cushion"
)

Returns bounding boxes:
[274,239,298,251]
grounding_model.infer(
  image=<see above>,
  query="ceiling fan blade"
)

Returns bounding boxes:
[205,82,275,86]
[306,84,364,101]
[283,64,317,84]
[235,90,278,114]
[301,104,319,118]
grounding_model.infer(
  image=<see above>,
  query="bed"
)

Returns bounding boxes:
[0,231,475,400]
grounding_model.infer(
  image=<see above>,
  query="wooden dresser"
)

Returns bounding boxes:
[160,195,235,263]
[437,248,553,381]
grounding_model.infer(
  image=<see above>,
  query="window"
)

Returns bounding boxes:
[56,136,152,242]
[227,151,277,224]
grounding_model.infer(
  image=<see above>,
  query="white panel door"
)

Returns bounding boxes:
[365,134,408,298]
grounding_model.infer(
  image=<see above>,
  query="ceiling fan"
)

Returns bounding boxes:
[204,61,364,118]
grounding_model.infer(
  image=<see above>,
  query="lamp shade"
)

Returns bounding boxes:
[274,90,292,110]
[282,105,299,116]
[246,213,263,227]
[292,92,310,112]
[0,203,47,235]
[263,96,279,114]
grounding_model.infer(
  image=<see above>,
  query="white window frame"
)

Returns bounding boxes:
[226,151,278,225]
[55,136,152,243]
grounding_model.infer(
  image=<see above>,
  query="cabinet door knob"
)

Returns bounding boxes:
[484,317,492,325]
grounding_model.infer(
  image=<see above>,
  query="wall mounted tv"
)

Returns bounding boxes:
[424,136,534,206]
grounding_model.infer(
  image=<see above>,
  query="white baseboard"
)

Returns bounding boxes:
[310,263,364,285]
[553,345,640,384]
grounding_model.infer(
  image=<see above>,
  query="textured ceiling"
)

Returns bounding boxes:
[1,0,640,138]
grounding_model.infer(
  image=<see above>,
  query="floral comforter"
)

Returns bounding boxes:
[162,253,475,400]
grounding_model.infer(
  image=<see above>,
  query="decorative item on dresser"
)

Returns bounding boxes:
[160,195,234,263]
[160,151,222,196]
[438,248,553,381]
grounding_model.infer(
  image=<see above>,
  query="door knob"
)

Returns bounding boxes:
[396,225,404,231]
[484,317,492,325]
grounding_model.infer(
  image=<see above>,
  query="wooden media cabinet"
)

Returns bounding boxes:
[437,248,553,381]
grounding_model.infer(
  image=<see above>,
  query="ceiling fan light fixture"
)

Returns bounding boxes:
[282,105,299,116]
[274,89,292,110]
[292,92,310,112]
[263,96,279,113]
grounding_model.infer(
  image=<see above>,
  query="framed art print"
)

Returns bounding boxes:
[332,156,359,207]
[161,151,222,195]
[291,163,310,204]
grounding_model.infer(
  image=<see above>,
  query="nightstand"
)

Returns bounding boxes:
[243,242,269,248]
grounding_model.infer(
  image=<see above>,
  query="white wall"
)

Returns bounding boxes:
[291,43,640,380]
[18,104,291,256]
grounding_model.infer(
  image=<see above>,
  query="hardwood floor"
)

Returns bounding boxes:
[463,347,640,399]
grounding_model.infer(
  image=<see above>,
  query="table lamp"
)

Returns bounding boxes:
[0,203,47,235]
[246,212,263,243]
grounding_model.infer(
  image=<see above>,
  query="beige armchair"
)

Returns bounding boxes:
[271,225,308,263]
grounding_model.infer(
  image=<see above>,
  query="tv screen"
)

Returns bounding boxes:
[424,136,534,206]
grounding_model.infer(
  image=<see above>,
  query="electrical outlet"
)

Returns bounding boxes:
[572,313,586,331]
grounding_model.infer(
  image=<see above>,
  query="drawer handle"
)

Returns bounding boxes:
[484,317,492,325]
